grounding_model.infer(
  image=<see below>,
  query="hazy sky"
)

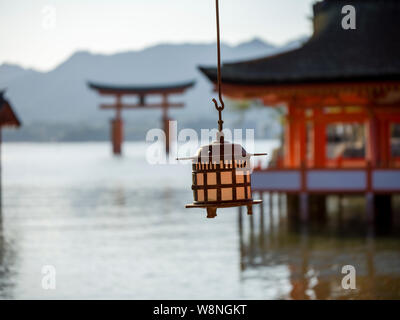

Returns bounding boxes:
[0,0,315,71]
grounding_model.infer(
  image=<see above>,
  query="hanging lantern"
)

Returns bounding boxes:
[179,134,266,218]
[177,0,266,218]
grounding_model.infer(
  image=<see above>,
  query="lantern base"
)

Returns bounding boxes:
[206,207,217,219]
[186,200,262,218]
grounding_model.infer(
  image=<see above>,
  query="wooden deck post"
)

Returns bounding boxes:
[300,161,309,222]
[366,162,374,224]
[259,192,265,245]
[300,193,309,222]
[366,192,375,224]
[249,204,254,246]
[268,192,273,224]
[338,195,344,226]
[238,206,243,240]
[380,118,390,168]
[374,194,392,229]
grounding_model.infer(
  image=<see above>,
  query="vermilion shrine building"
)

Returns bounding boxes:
[200,0,400,223]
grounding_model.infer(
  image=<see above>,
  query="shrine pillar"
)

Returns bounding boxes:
[284,104,307,168]
[284,105,297,168]
[365,108,379,167]
[379,118,390,168]
[366,108,391,168]
[312,107,326,168]
[297,107,307,168]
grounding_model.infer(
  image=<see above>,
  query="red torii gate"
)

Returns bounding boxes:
[88,81,195,155]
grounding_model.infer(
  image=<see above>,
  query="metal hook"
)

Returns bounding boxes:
[212,98,224,112]
[213,0,225,132]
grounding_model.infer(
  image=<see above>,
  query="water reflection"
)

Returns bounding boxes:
[112,185,126,207]
[1,142,399,299]
[238,194,400,299]
[0,214,16,299]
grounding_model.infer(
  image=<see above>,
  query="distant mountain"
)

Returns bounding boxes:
[0,63,40,86]
[0,37,308,141]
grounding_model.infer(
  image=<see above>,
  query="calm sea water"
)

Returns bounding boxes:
[1,142,399,299]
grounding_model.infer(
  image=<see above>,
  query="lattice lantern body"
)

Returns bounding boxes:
[179,134,264,218]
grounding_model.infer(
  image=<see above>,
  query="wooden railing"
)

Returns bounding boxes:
[251,161,400,193]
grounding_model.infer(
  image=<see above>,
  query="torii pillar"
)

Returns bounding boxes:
[111,95,123,155]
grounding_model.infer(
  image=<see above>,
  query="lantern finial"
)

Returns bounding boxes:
[211,0,224,133]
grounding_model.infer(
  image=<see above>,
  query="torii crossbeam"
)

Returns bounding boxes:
[88,81,195,155]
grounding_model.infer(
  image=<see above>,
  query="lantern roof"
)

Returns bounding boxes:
[199,0,400,85]
[178,139,266,161]
[195,140,249,160]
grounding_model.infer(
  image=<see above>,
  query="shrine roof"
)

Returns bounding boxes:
[200,0,400,86]
[0,91,21,127]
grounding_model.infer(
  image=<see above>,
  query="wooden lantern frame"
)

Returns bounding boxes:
[180,139,265,218]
